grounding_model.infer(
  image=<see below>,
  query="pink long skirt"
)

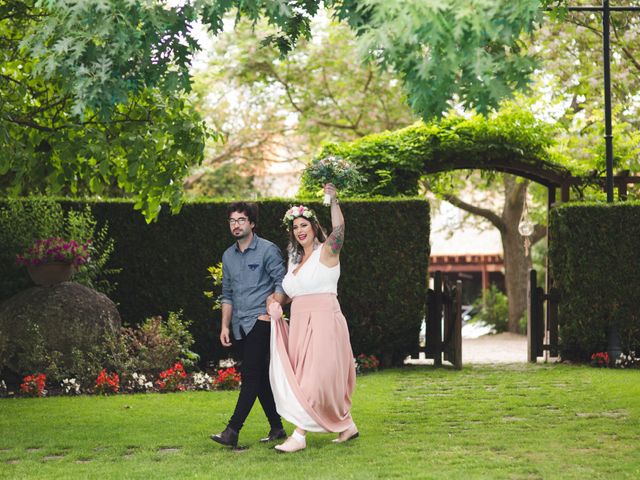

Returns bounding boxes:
[270,293,356,432]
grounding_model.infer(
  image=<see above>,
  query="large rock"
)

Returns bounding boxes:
[0,282,121,375]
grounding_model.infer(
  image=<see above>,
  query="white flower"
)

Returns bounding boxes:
[61,378,81,395]
[191,371,214,391]
[218,358,236,369]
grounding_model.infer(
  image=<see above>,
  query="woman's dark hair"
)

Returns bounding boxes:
[287,216,327,264]
[227,202,258,229]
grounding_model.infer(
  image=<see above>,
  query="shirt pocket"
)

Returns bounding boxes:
[246,262,263,286]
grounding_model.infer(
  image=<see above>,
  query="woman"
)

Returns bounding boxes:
[267,184,358,453]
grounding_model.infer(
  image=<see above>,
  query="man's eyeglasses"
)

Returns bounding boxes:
[228,217,248,225]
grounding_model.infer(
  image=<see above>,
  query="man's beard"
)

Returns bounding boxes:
[233,229,250,240]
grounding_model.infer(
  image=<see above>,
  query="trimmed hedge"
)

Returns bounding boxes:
[549,202,640,360]
[1,198,429,367]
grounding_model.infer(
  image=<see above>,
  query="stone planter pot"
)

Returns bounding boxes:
[27,263,75,286]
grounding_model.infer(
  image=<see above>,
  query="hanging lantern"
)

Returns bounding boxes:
[518,193,534,256]
[518,217,534,237]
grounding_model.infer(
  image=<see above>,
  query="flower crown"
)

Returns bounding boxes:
[282,205,317,228]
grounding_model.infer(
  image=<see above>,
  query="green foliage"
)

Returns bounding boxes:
[314,106,565,197]
[8,310,197,386]
[186,164,255,199]
[0,199,118,298]
[57,197,428,367]
[23,1,543,121]
[203,262,224,313]
[471,285,509,333]
[1,2,212,221]
[103,311,198,379]
[188,17,415,197]
[549,202,640,360]
[350,0,542,119]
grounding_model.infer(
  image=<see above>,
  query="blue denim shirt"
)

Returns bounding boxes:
[221,234,285,340]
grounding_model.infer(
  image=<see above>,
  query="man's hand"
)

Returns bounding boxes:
[220,326,232,347]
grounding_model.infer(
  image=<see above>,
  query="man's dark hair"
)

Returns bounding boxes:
[227,202,258,228]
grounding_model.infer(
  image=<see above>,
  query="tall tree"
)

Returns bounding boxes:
[1,0,550,219]
[188,17,415,195]
[0,0,211,220]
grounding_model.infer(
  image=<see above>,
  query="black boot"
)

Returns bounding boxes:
[259,427,287,443]
[210,426,239,448]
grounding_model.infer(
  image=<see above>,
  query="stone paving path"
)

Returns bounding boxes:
[462,332,528,364]
[406,332,532,365]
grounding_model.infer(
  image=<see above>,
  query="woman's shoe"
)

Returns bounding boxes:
[274,436,306,453]
[332,424,359,443]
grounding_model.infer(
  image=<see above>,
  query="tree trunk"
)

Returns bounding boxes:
[500,176,531,333]
[443,174,537,334]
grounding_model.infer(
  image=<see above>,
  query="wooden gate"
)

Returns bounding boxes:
[528,269,559,362]
[424,271,462,369]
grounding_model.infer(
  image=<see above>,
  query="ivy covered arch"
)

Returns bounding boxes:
[307,106,573,195]
[306,105,581,351]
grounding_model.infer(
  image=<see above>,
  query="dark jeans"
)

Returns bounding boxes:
[228,320,282,433]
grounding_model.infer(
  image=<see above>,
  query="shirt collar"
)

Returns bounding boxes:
[235,233,259,253]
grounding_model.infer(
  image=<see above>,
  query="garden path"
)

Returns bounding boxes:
[406,332,533,365]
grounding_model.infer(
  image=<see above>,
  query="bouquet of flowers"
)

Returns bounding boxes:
[303,155,364,205]
[16,237,91,267]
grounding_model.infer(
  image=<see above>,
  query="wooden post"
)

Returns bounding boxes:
[453,280,463,370]
[548,288,559,357]
[528,269,541,363]
[433,271,443,367]
[561,180,570,202]
[618,181,628,200]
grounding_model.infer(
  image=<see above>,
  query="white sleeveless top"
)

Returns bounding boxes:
[282,246,340,298]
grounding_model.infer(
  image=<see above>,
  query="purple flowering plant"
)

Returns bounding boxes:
[15,237,91,267]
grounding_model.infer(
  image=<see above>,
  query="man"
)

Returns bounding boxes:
[211,202,287,449]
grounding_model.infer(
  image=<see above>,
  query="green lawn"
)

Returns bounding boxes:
[1,364,639,479]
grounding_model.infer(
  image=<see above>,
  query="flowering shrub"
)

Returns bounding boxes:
[95,369,120,394]
[61,378,81,395]
[590,352,609,368]
[15,237,91,267]
[355,354,380,374]
[614,351,640,369]
[20,373,47,397]
[213,367,241,390]
[125,372,154,393]
[156,362,187,392]
[191,372,214,391]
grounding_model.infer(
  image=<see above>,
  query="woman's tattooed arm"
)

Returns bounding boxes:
[327,223,345,255]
